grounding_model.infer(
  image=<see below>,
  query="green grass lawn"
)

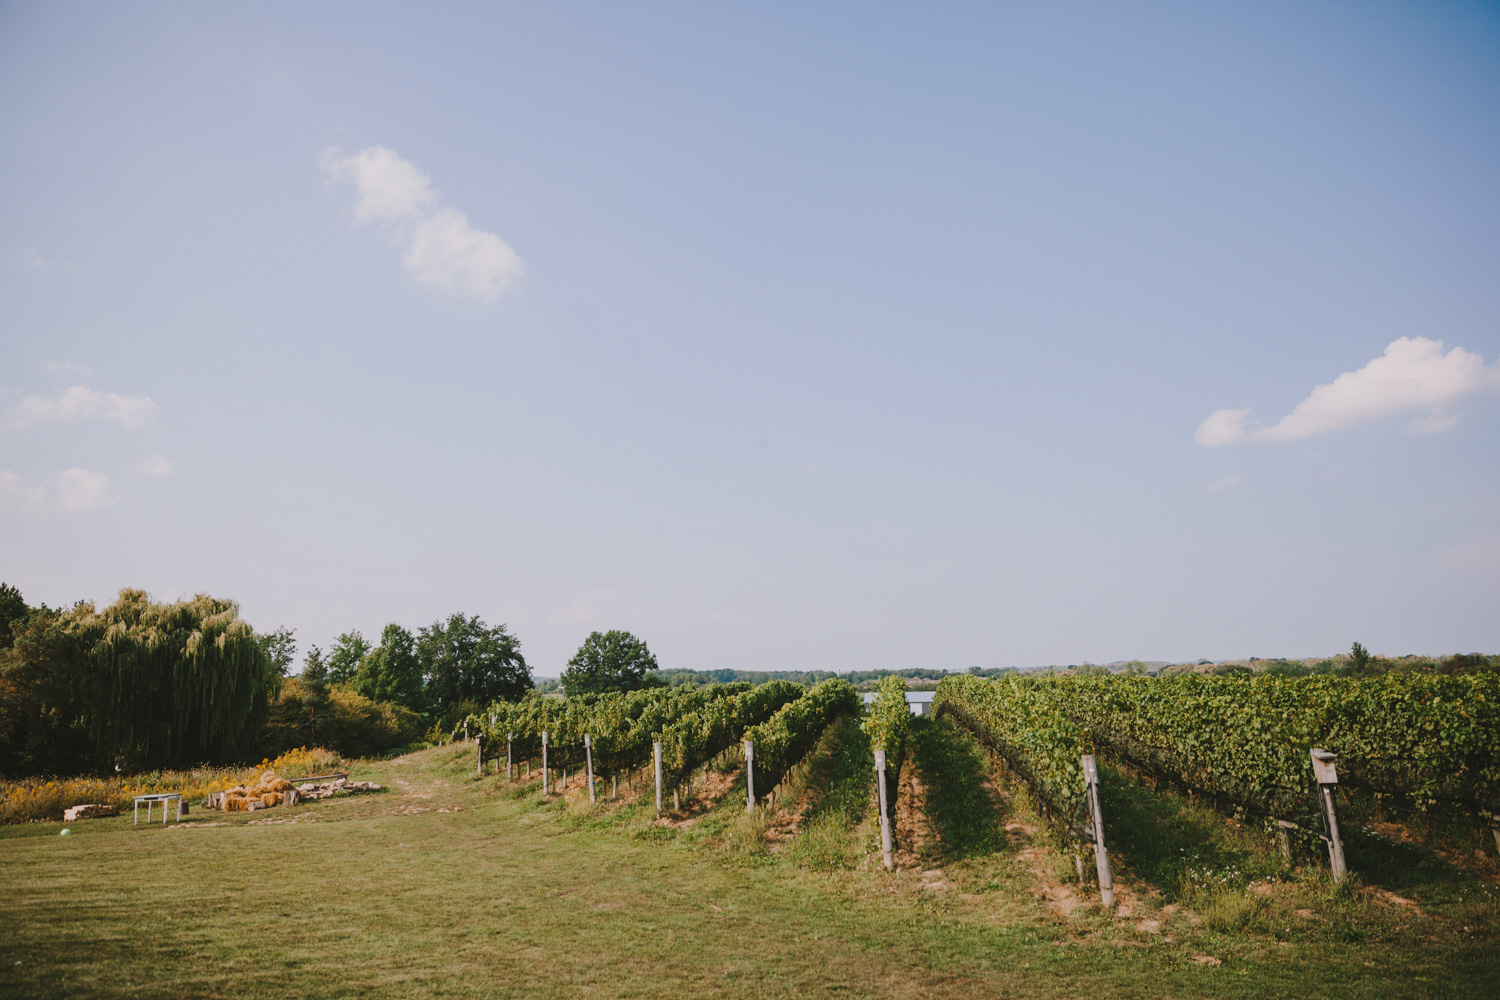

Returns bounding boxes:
[1,732,1495,999]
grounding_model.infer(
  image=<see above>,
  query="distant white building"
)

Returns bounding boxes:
[861,690,936,716]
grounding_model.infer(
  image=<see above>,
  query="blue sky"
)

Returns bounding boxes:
[2,2,1498,675]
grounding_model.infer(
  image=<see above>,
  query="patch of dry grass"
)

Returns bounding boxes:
[0,747,342,823]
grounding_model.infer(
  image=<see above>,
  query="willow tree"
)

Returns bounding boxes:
[16,589,280,771]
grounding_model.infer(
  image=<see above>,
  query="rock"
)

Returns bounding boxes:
[63,803,119,821]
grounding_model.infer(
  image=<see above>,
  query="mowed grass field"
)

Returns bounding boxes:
[1,725,1495,1000]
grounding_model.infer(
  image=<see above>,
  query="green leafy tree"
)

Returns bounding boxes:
[1,589,278,774]
[327,631,371,685]
[259,626,297,676]
[418,613,531,717]
[0,583,28,649]
[353,624,426,712]
[301,645,329,698]
[1349,641,1372,672]
[561,630,660,697]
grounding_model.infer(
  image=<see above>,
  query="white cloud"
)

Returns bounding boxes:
[322,145,437,223]
[1195,337,1500,446]
[130,454,173,478]
[324,145,524,302]
[404,208,524,301]
[52,468,116,511]
[1205,474,1241,494]
[0,468,116,512]
[4,385,158,430]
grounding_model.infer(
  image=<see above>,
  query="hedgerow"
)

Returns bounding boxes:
[467,684,751,778]
[934,672,1500,832]
[744,679,859,795]
[933,674,1088,824]
[659,680,804,782]
[861,675,910,772]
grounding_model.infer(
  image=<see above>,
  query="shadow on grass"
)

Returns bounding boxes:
[909,717,1008,862]
[1342,825,1500,914]
[1095,764,1279,902]
[784,714,875,871]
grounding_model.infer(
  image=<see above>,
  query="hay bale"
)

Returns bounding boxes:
[223,796,250,812]
[261,792,281,807]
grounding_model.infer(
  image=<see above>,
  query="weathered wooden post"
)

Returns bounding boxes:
[1311,748,1347,882]
[744,740,755,816]
[653,742,664,816]
[1275,819,1297,863]
[1082,755,1115,907]
[542,731,550,796]
[506,733,513,782]
[476,734,483,777]
[612,775,618,799]
[585,734,596,804]
[874,749,894,871]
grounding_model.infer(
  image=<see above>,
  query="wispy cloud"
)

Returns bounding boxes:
[130,454,173,478]
[3,385,158,430]
[1205,474,1241,494]
[1195,337,1500,446]
[0,468,116,512]
[52,468,116,511]
[323,145,524,303]
[43,360,93,379]
[0,470,45,511]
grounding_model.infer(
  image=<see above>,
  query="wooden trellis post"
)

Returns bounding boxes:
[585,734,597,804]
[506,733,513,782]
[1311,748,1347,882]
[744,740,755,816]
[653,742,664,816]
[1081,755,1115,908]
[874,749,894,871]
[542,731,550,796]
[1275,819,1297,863]
[476,735,483,777]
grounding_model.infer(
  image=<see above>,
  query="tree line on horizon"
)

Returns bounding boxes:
[0,583,675,776]
[3,582,1491,777]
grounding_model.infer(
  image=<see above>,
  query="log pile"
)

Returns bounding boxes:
[218,771,299,812]
[295,776,382,800]
[63,803,119,821]
[209,771,383,812]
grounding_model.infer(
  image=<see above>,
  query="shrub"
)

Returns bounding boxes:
[262,678,427,759]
